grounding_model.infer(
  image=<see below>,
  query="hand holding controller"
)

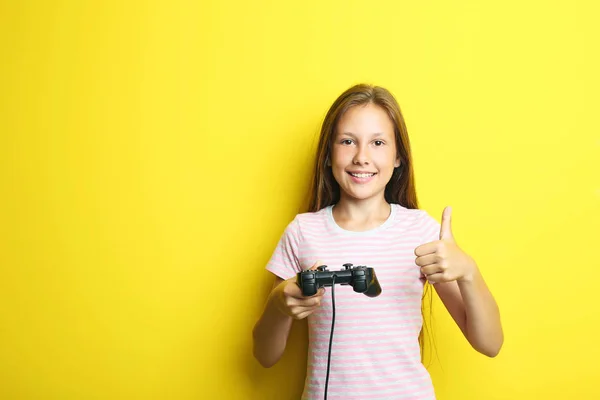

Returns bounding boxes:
[296,263,382,298]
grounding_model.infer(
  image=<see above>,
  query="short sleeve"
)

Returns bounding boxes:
[419,210,441,245]
[265,216,303,280]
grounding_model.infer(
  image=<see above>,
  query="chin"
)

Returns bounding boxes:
[341,187,385,201]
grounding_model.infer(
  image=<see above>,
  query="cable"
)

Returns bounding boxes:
[324,274,336,400]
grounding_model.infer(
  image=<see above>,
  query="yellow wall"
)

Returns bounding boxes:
[1,1,599,399]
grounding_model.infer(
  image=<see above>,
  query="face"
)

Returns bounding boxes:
[330,103,400,203]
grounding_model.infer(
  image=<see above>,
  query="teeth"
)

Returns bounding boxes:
[351,173,375,178]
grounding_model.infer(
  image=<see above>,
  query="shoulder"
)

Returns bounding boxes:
[390,204,440,240]
[295,206,330,222]
[281,206,331,237]
[391,203,438,225]
[290,206,330,230]
[402,203,440,243]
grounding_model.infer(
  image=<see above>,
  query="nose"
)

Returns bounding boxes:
[353,143,370,165]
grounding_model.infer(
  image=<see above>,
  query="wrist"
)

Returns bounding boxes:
[268,282,290,318]
[457,259,478,283]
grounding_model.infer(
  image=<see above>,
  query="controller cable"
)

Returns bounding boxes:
[324,274,336,400]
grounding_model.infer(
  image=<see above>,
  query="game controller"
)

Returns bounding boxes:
[296,263,382,297]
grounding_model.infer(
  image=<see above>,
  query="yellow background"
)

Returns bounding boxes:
[1,1,599,399]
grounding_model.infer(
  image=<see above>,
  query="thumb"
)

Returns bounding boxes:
[439,206,454,241]
[291,260,323,283]
[308,260,326,295]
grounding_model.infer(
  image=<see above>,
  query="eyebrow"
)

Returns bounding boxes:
[339,132,385,138]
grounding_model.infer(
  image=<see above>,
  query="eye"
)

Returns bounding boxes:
[341,139,354,145]
[373,140,384,146]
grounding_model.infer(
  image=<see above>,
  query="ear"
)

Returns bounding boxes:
[394,158,401,168]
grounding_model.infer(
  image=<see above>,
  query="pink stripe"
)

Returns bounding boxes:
[309,339,420,352]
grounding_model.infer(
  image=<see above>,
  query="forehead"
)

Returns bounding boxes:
[336,103,395,137]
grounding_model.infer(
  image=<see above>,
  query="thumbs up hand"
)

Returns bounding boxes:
[415,206,477,284]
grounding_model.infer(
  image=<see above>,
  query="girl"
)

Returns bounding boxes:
[252,84,503,400]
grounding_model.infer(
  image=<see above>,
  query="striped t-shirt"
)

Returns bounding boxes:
[266,203,441,400]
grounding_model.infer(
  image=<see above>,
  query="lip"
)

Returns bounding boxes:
[346,171,377,184]
[347,171,377,175]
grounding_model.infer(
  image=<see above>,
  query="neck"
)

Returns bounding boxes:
[333,194,391,230]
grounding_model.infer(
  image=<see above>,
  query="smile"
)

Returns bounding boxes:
[347,172,377,184]
[348,172,376,178]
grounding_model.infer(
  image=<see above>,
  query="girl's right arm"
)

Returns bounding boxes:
[252,263,325,368]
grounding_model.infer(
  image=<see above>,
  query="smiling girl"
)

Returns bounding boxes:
[252,84,503,400]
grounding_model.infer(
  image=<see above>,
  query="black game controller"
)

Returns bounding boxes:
[296,263,382,298]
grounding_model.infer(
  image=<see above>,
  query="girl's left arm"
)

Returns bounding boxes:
[433,268,504,357]
[415,207,504,357]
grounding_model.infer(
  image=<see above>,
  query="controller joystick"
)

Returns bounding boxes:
[296,264,382,297]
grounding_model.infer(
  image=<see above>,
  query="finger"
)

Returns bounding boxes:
[440,206,454,241]
[414,241,439,257]
[421,264,443,277]
[425,273,443,284]
[294,310,316,320]
[287,283,325,301]
[292,300,322,313]
[309,260,325,271]
[285,280,310,299]
[286,293,320,308]
[415,254,439,267]
[290,261,326,299]
[296,294,323,308]
[290,302,323,318]
[289,261,327,300]
[291,305,318,314]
